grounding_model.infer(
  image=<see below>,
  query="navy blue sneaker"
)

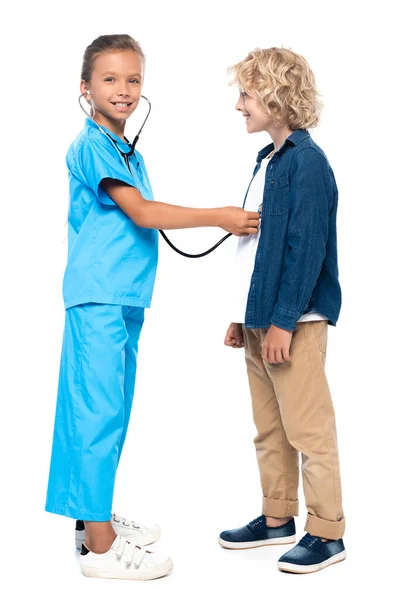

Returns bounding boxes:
[218,515,296,549]
[278,533,346,573]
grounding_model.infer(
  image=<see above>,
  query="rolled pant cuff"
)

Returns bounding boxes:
[262,497,299,517]
[305,513,346,540]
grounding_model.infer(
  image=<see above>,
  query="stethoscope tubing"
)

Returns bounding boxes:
[78,94,233,258]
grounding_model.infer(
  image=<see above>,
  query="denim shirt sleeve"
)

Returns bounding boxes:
[270,147,333,331]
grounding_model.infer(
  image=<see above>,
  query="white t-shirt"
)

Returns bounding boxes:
[230,155,327,325]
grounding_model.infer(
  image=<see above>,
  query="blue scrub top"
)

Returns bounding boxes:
[63,118,159,310]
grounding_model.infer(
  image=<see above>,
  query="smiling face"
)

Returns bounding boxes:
[235,90,274,133]
[80,49,144,132]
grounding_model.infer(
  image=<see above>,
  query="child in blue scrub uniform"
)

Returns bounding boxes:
[45,34,259,581]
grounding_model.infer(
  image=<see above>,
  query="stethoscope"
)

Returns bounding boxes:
[78,93,232,258]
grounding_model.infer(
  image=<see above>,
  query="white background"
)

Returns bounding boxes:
[1,0,399,598]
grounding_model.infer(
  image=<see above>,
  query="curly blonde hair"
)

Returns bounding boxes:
[229,47,322,129]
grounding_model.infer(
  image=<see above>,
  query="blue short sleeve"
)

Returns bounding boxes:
[75,134,137,206]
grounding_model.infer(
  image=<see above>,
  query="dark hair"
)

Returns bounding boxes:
[81,34,145,82]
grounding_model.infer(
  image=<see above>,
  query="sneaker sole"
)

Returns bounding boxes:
[75,529,161,551]
[81,558,173,581]
[218,534,296,550]
[277,549,347,573]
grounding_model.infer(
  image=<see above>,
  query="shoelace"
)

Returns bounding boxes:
[112,513,141,529]
[113,537,147,568]
[301,534,321,548]
[248,516,265,528]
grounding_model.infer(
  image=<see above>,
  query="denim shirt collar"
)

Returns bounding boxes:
[256,129,310,162]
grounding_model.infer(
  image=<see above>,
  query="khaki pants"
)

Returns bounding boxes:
[243,321,345,540]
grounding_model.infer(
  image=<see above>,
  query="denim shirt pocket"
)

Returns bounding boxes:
[263,174,289,216]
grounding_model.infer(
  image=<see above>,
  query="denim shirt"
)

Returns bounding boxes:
[244,129,341,331]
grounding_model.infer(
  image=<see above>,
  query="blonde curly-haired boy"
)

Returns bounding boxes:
[218,48,346,574]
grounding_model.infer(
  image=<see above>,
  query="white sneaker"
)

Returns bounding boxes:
[75,514,161,550]
[80,535,173,581]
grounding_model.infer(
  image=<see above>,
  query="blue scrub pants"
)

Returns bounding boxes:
[45,303,144,521]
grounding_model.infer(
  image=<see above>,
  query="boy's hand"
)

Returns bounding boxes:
[224,323,244,348]
[219,207,259,236]
[262,324,293,364]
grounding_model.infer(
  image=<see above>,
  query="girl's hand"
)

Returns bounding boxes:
[224,323,244,348]
[262,324,293,364]
[219,207,260,236]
